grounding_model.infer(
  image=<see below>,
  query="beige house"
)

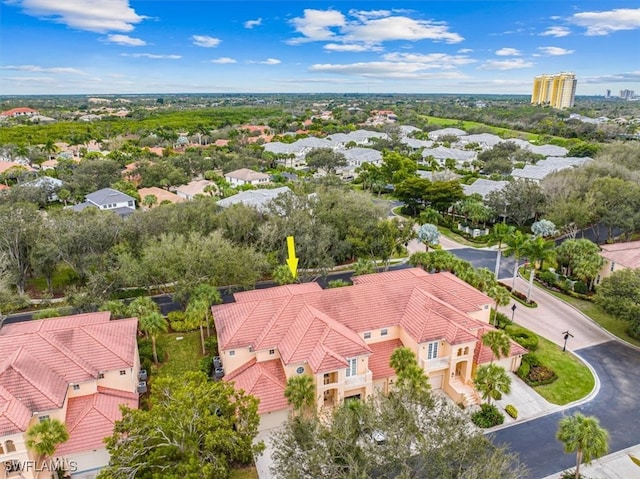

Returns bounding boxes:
[138,186,184,207]
[596,240,640,285]
[224,168,270,187]
[174,179,216,200]
[213,268,525,431]
[0,312,141,479]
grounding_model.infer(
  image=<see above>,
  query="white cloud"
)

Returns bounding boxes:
[244,18,262,29]
[211,57,237,64]
[342,16,463,44]
[324,43,382,52]
[540,26,571,37]
[104,34,146,46]
[121,53,181,59]
[288,9,463,46]
[570,8,640,36]
[192,35,221,48]
[382,52,476,68]
[495,48,521,56]
[479,58,533,70]
[260,58,281,65]
[309,61,468,80]
[0,64,87,75]
[537,46,574,56]
[581,71,640,84]
[7,0,146,33]
[288,9,346,44]
[458,48,473,53]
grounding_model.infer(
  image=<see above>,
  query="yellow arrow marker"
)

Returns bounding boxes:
[286,235,298,278]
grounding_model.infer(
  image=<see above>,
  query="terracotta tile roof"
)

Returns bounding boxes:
[600,240,640,269]
[225,168,270,182]
[213,269,491,369]
[56,387,138,455]
[0,313,139,433]
[368,340,403,380]
[225,359,289,415]
[138,187,184,205]
[0,161,35,174]
[1,107,38,116]
[0,384,31,436]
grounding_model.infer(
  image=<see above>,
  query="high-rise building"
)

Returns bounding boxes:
[531,72,577,109]
[620,89,635,100]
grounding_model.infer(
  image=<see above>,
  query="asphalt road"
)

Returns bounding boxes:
[491,340,640,478]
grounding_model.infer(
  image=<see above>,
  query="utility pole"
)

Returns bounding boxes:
[562,330,574,352]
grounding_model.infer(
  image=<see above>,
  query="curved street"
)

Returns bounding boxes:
[408,232,640,478]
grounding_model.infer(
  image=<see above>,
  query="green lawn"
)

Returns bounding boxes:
[437,225,488,248]
[25,264,77,297]
[230,467,259,479]
[528,335,595,405]
[546,290,640,348]
[154,331,205,378]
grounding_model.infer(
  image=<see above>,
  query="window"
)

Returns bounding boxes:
[229,350,235,357]
[72,384,80,391]
[346,358,357,377]
[296,366,305,374]
[98,373,105,379]
[464,347,469,355]
[119,370,127,375]
[128,200,134,206]
[363,332,371,340]
[38,415,50,422]
[426,341,439,360]
[457,348,462,357]
[380,328,388,336]
[269,349,275,355]
[0,443,4,454]
[4,440,16,453]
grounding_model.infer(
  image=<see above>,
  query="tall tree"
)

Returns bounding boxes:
[504,230,528,290]
[139,311,168,364]
[284,374,316,418]
[416,223,440,251]
[556,412,609,479]
[99,372,262,479]
[474,363,512,405]
[481,330,511,363]
[305,148,347,174]
[523,236,556,302]
[594,269,640,338]
[26,419,70,478]
[487,223,516,279]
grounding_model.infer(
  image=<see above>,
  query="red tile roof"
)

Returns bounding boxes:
[0,384,31,436]
[213,269,491,358]
[473,327,528,365]
[1,107,38,117]
[600,240,640,270]
[225,359,289,415]
[368,340,403,380]
[56,387,138,455]
[0,313,139,436]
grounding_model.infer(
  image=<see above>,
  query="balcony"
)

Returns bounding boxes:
[345,370,372,389]
[421,356,450,372]
[323,372,338,385]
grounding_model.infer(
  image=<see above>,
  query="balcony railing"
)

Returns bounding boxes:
[421,356,450,371]
[344,370,372,388]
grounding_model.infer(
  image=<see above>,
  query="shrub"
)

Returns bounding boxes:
[167,310,198,332]
[505,326,539,351]
[32,308,62,320]
[521,353,542,367]
[138,338,166,365]
[516,362,530,379]
[492,311,512,329]
[471,404,505,428]
[537,270,557,287]
[573,280,588,294]
[204,335,218,355]
[525,365,558,386]
[200,356,213,375]
[505,404,518,419]
[327,279,351,288]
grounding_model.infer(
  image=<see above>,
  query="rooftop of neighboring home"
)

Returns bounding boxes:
[427,128,468,140]
[511,156,592,181]
[0,312,138,436]
[401,137,434,149]
[421,146,476,161]
[456,133,503,148]
[216,186,291,212]
[342,147,383,164]
[599,240,640,269]
[86,187,136,206]
[0,161,35,174]
[20,176,63,189]
[506,138,568,157]
[0,107,39,117]
[225,168,270,182]
[138,186,184,205]
[174,179,215,198]
[462,178,509,199]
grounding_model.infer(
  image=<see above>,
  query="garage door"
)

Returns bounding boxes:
[429,373,443,390]
[259,409,290,432]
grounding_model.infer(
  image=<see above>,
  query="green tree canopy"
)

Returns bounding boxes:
[557,412,609,479]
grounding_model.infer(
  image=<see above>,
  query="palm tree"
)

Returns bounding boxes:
[284,375,315,417]
[474,363,512,405]
[481,330,511,363]
[139,311,168,364]
[41,139,59,159]
[504,230,528,290]
[487,285,511,325]
[390,347,418,375]
[26,418,69,478]
[186,298,209,355]
[487,223,516,280]
[127,296,160,326]
[142,194,158,209]
[523,236,556,302]
[557,413,609,479]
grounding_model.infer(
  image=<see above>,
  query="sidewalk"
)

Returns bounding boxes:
[540,445,640,479]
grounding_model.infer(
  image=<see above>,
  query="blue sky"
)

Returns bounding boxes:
[1,1,639,95]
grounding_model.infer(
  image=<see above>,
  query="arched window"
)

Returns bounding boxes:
[4,440,16,453]
[0,443,4,454]
[464,347,469,355]
[457,348,463,357]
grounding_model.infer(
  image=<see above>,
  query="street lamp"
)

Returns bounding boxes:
[562,331,574,352]
[511,303,517,322]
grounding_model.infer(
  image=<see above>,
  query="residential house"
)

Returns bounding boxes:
[216,187,291,213]
[0,108,39,118]
[212,268,525,431]
[174,179,216,200]
[421,146,476,168]
[427,128,468,141]
[0,312,141,479]
[19,176,64,202]
[137,186,184,207]
[71,188,136,217]
[511,157,592,183]
[224,168,270,187]
[596,240,640,285]
[462,179,509,200]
